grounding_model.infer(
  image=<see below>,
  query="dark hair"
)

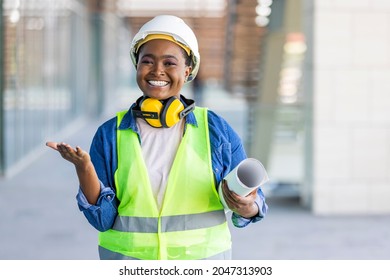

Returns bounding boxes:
[183,50,193,67]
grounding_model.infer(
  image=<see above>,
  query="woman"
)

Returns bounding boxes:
[46,15,267,260]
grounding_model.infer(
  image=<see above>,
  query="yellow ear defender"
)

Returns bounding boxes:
[132,96,195,128]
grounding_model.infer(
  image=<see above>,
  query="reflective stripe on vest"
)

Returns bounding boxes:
[111,210,226,232]
[98,107,232,260]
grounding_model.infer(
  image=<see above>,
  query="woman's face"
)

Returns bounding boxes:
[136,39,191,100]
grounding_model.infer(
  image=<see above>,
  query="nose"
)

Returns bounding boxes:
[152,61,164,76]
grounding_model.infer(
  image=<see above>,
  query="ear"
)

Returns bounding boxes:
[185,66,192,80]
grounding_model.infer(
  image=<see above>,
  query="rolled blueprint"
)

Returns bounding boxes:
[218,158,269,210]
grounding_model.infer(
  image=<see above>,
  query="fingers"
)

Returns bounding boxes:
[46,141,59,150]
[46,141,90,169]
[222,182,259,217]
[222,181,240,209]
[222,180,257,208]
[46,141,77,157]
[222,181,239,202]
[58,142,78,157]
[75,146,84,157]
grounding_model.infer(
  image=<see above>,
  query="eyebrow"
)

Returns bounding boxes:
[140,53,179,61]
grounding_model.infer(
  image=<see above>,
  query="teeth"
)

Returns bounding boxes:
[148,80,168,87]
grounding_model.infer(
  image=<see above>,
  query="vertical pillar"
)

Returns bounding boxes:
[250,0,287,167]
[87,0,105,117]
[0,0,5,175]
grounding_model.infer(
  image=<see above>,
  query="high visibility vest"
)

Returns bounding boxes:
[98,107,232,260]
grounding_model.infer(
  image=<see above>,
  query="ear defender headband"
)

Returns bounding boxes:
[132,96,195,128]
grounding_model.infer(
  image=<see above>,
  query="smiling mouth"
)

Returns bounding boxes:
[148,80,169,87]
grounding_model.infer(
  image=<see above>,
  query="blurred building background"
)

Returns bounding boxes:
[1,0,390,218]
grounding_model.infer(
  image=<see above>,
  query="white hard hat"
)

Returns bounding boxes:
[130,15,200,83]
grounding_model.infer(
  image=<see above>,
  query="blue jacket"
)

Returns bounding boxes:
[76,101,268,232]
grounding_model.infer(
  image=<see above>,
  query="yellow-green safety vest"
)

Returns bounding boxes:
[98,107,232,260]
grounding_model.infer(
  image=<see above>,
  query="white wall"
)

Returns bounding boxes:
[312,0,390,214]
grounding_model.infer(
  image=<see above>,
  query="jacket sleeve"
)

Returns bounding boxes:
[76,183,118,232]
[76,118,119,232]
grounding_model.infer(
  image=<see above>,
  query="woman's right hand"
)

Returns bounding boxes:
[46,141,91,169]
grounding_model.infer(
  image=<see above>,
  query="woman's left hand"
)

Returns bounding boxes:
[221,180,259,218]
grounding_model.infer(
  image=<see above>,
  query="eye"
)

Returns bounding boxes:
[164,59,177,66]
[164,62,176,66]
[140,57,153,64]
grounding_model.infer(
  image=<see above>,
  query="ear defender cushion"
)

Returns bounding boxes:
[161,97,185,128]
[140,98,164,128]
[137,96,187,128]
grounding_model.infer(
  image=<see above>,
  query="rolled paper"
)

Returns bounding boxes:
[219,158,269,210]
